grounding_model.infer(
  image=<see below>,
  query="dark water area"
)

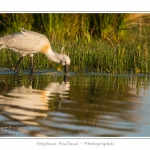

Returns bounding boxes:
[0,68,150,137]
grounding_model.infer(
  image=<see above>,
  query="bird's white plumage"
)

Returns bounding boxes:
[0,30,50,55]
[0,29,71,70]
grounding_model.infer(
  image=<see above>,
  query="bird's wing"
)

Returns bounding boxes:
[0,30,50,55]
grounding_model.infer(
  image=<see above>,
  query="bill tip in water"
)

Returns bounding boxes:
[64,64,69,73]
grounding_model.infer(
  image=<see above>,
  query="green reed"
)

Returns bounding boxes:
[0,14,150,73]
[0,37,150,74]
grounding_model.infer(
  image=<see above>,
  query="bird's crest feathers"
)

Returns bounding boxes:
[61,45,66,54]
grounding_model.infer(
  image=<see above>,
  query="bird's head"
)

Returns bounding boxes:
[61,54,71,73]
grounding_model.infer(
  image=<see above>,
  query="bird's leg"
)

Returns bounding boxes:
[30,54,34,72]
[15,56,24,70]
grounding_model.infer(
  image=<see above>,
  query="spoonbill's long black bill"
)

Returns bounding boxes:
[64,64,69,73]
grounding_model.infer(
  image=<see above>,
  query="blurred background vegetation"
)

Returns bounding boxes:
[0,13,150,74]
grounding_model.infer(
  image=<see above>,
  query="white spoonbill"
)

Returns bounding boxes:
[0,29,71,72]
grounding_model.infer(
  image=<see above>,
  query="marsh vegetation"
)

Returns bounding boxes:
[0,13,150,74]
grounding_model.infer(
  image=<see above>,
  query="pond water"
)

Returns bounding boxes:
[0,68,150,137]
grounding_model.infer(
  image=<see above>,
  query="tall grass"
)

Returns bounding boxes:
[0,13,150,74]
[0,38,149,74]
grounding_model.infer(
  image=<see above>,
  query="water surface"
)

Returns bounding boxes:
[0,68,150,137]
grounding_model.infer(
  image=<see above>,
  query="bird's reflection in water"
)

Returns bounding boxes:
[64,74,69,83]
[0,74,70,127]
[1,73,150,137]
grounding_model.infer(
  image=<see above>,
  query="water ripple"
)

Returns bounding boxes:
[0,72,150,137]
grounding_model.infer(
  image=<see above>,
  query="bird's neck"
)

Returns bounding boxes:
[45,48,63,63]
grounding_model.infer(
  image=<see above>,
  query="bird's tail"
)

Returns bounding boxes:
[0,35,10,49]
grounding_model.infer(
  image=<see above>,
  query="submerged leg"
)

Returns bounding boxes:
[15,56,24,70]
[30,54,34,72]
